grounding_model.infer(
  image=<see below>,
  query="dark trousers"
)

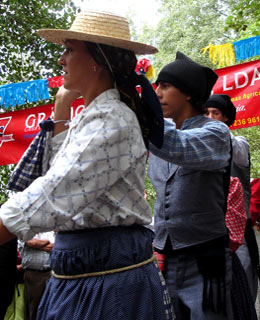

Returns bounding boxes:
[0,238,17,319]
[163,249,234,320]
[24,269,51,320]
[0,277,15,320]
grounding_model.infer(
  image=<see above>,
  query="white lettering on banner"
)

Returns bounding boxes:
[24,105,83,133]
[223,76,233,91]
[38,112,46,124]
[25,113,49,132]
[222,66,260,92]
[235,72,248,89]
[25,114,37,129]
[251,68,260,86]
[236,104,246,112]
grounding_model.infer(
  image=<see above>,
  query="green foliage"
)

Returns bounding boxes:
[151,0,235,73]
[0,0,78,82]
[0,0,79,203]
[225,0,260,37]
[145,164,156,212]
[0,165,15,204]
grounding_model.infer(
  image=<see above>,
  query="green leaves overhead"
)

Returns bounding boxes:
[0,0,78,83]
[225,0,260,37]
[0,0,79,204]
[136,0,236,74]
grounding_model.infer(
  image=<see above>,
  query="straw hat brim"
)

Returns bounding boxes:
[38,29,158,55]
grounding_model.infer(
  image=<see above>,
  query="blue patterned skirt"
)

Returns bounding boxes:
[37,225,174,319]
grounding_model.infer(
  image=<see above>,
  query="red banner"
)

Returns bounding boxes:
[1,59,260,165]
[0,99,84,165]
[213,59,260,130]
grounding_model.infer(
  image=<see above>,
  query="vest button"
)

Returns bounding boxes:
[165,203,170,208]
[165,192,170,196]
[165,216,169,220]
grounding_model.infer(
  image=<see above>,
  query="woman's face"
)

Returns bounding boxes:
[58,40,96,93]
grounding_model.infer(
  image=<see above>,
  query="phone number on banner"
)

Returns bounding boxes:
[233,116,260,127]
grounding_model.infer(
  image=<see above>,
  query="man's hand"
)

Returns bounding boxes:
[26,238,54,252]
[41,243,54,253]
[26,238,50,249]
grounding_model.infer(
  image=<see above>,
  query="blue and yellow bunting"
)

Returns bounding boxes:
[202,35,260,67]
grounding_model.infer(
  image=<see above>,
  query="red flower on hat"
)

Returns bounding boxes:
[136,58,152,74]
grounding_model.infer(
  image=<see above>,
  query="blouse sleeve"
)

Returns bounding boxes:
[44,129,68,169]
[0,101,145,241]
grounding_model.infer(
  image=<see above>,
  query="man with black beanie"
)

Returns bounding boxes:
[148,52,234,319]
[205,94,260,304]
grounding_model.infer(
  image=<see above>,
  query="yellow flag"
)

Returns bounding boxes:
[202,43,235,67]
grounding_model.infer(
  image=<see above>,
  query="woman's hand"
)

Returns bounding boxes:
[53,86,81,136]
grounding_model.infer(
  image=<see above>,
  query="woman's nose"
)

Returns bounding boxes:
[58,53,65,66]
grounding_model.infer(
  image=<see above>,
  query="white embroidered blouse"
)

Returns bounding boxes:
[1,89,152,241]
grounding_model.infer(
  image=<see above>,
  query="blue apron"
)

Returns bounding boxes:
[37,225,174,320]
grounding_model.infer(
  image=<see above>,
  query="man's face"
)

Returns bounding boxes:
[205,107,228,123]
[155,81,191,121]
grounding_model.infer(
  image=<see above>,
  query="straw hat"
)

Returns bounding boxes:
[38,10,158,55]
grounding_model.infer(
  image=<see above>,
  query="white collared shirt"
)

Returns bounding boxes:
[1,89,151,241]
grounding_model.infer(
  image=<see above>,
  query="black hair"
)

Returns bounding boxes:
[189,97,206,114]
[85,41,151,148]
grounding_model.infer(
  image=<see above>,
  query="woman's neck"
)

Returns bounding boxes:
[82,70,114,107]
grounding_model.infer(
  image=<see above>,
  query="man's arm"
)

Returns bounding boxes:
[150,118,231,171]
[230,133,250,167]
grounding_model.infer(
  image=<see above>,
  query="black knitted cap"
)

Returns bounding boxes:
[204,94,236,126]
[156,51,218,102]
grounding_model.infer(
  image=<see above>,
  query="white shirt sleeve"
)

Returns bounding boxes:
[230,133,250,167]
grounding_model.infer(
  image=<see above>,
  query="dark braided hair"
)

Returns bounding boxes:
[85,41,152,148]
[189,96,207,114]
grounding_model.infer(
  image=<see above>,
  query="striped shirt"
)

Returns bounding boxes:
[150,115,231,171]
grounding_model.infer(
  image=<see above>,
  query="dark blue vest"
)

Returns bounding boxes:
[148,148,228,251]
